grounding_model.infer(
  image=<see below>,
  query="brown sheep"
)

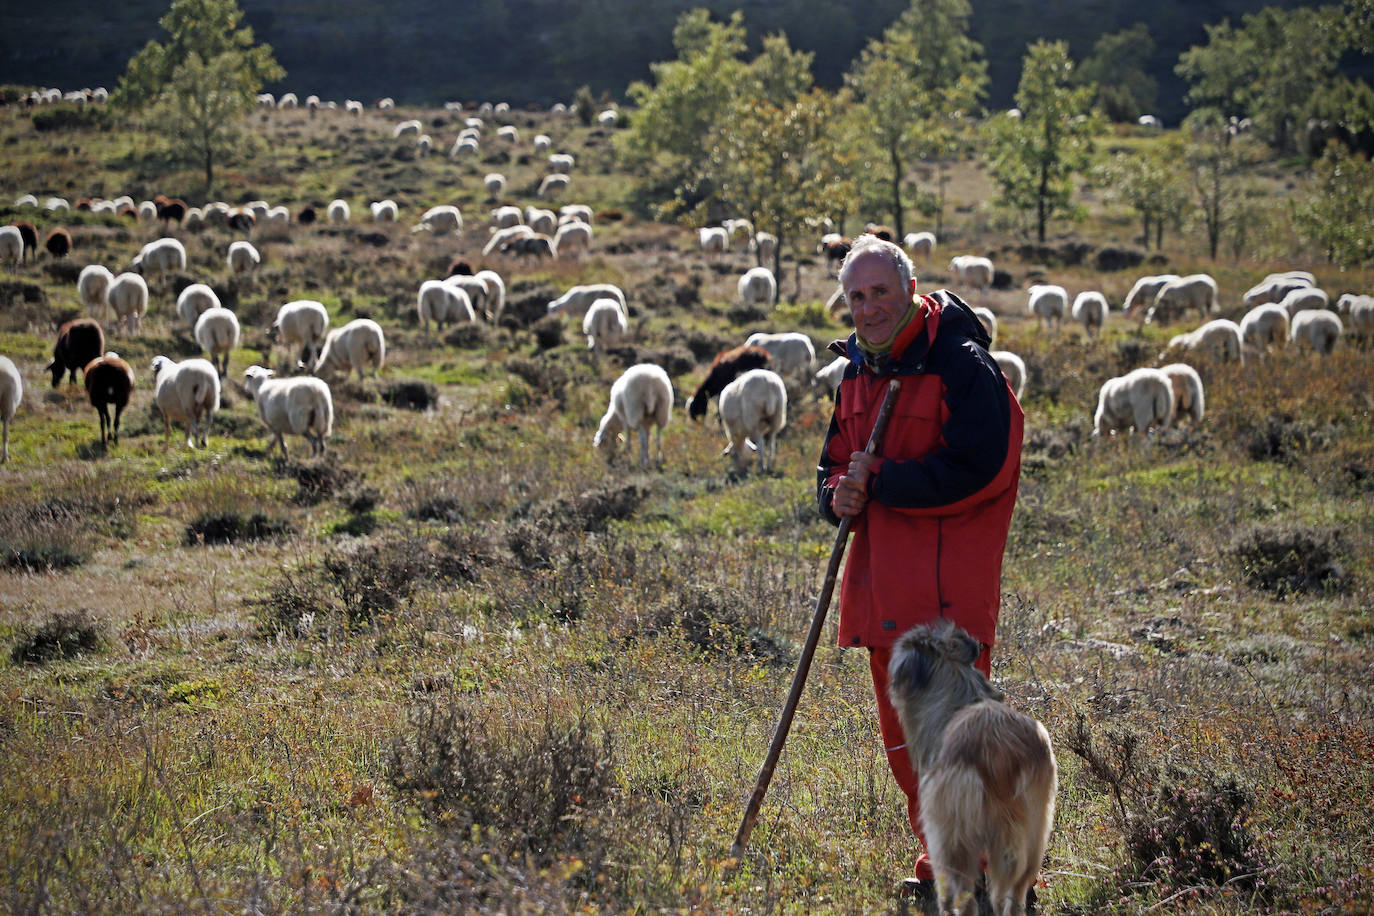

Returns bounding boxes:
[11,220,37,263]
[84,352,135,445]
[44,227,72,259]
[688,345,771,420]
[47,318,104,387]
[154,195,187,225]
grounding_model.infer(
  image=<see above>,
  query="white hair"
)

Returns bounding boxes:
[839,234,915,292]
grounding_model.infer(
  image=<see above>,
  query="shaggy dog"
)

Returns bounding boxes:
[888,621,1056,916]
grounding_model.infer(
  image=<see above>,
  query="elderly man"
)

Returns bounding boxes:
[816,234,1024,899]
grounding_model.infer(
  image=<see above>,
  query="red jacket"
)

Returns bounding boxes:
[817,290,1023,649]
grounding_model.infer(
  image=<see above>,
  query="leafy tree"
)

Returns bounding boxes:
[844,0,987,239]
[1094,140,1190,250]
[114,0,282,195]
[1176,6,1348,153]
[744,33,814,107]
[573,85,596,126]
[1293,143,1374,267]
[1182,108,1264,260]
[986,41,1099,243]
[1077,24,1159,123]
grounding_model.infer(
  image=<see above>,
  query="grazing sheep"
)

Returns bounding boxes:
[533,133,551,154]
[226,240,261,281]
[744,331,815,382]
[548,283,627,319]
[559,204,593,225]
[483,224,533,257]
[107,273,149,334]
[594,363,673,467]
[273,299,331,369]
[1094,367,1174,438]
[749,231,778,265]
[1289,309,1343,354]
[718,368,788,473]
[417,205,462,235]
[43,228,72,259]
[525,207,557,235]
[1122,273,1180,322]
[48,318,104,387]
[1159,363,1205,425]
[344,99,363,116]
[582,298,629,360]
[1239,303,1290,353]
[688,345,772,420]
[549,152,575,172]
[597,108,619,127]
[1278,286,1330,316]
[0,225,22,268]
[1167,319,1243,363]
[700,226,729,256]
[491,205,523,229]
[476,269,506,322]
[77,264,114,320]
[553,220,592,258]
[904,231,936,261]
[150,355,220,448]
[948,255,994,290]
[972,306,998,346]
[242,366,333,458]
[450,136,480,158]
[819,234,853,275]
[176,283,222,329]
[991,350,1026,400]
[1147,274,1217,324]
[314,318,385,381]
[502,233,554,260]
[392,119,422,139]
[0,355,20,461]
[1243,275,1311,308]
[131,237,187,283]
[538,173,570,199]
[723,218,754,248]
[377,97,394,110]
[11,221,37,263]
[738,266,777,308]
[83,352,135,444]
[1027,285,1068,331]
[442,275,489,320]
[1337,293,1374,347]
[369,199,399,223]
[418,280,475,336]
[226,208,256,233]
[815,356,848,391]
[484,173,506,199]
[1071,291,1109,336]
[327,199,350,224]
[194,307,240,378]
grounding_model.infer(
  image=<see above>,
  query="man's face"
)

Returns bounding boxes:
[843,252,915,346]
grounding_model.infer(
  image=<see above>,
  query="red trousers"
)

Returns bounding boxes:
[869,642,991,881]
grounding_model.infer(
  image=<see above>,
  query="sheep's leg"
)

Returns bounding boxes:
[637,426,650,468]
[2,418,8,462]
[113,403,123,444]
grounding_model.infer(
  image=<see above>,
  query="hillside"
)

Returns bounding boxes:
[0,0,1330,123]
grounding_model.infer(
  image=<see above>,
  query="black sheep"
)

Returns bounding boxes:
[44,227,72,259]
[688,345,771,421]
[47,318,104,387]
[84,353,135,444]
[11,220,37,263]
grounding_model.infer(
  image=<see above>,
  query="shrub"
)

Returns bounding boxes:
[380,378,439,411]
[1243,414,1335,462]
[184,511,294,546]
[11,610,105,665]
[1230,523,1348,594]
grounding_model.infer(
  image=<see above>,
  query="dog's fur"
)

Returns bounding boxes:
[888,621,1056,916]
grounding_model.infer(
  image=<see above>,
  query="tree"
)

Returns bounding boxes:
[986,41,1099,243]
[1293,143,1374,267]
[1077,24,1159,123]
[1183,108,1264,260]
[1094,140,1190,250]
[114,0,283,195]
[844,0,987,239]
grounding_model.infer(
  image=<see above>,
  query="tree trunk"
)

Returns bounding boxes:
[888,146,905,241]
[1142,213,1151,250]
[1037,164,1049,243]
[204,147,214,198]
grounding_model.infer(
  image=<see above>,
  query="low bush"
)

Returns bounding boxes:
[11,610,105,665]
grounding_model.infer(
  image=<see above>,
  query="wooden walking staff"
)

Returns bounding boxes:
[730,378,903,858]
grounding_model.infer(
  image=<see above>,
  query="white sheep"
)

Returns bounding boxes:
[594,363,673,467]
[1027,284,1068,331]
[227,240,261,281]
[131,237,187,283]
[484,173,506,199]
[0,355,20,462]
[1242,275,1310,308]
[559,204,593,225]
[533,133,551,154]
[972,306,998,346]
[1337,293,1374,347]
[77,264,114,321]
[904,231,936,261]
[327,199,350,224]
[194,306,240,378]
[418,280,475,336]
[1239,303,1290,352]
[1071,291,1109,336]
[553,220,592,258]
[483,224,533,257]
[699,226,728,256]
[1289,309,1343,354]
[548,283,627,319]
[525,207,557,235]
[496,124,518,143]
[344,99,363,116]
[991,350,1026,400]
[176,283,222,329]
[1093,367,1174,438]
[476,269,505,322]
[948,255,994,290]
[815,356,848,391]
[1278,286,1330,316]
[377,97,395,109]
[443,275,489,319]
[1147,274,1217,324]
[392,119,422,139]
[718,368,788,473]
[314,318,385,381]
[1167,319,1243,363]
[450,136,480,158]
[273,300,331,368]
[417,205,462,235]
[0,226,22,268]
[491,205,524,229]
[538,173,571,200]
[107,272,149,335]
[549,152,575,172]
[369,199,399,223]
[597,108,619,127]
[150,355,220,449]
[1122,273,1179,321]
[262,205,291,231]
[582,298,629,360]
[751,231,778,264]
[738,266,777,308]
[743,331,815,382]
[1159,363,1204,425]
[416,135,432,156]
[242,366,333,458]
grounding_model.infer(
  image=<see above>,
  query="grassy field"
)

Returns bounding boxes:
[1,99,1372,915]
